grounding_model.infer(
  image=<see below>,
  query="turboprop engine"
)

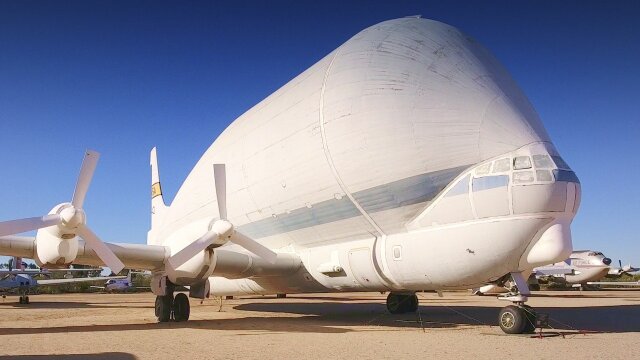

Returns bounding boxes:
[162,164,277,286]
[34,203,82,266]
[0,150,125,273]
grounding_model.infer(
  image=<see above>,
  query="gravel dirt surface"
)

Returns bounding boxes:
[0,290,638,359]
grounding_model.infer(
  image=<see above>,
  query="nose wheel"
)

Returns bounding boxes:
[498,305,537,334]
[155,292,191,322]
[386,293,418,314]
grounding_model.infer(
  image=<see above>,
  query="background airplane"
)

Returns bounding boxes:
[475,250,639,293]
[90,271,150,292]
[0,257,124,304]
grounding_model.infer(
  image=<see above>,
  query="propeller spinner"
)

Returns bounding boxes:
[0,150,125,273]
[167,164,277,269]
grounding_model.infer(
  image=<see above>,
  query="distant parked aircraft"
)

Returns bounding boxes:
[90,271,150,292]
[475,250,639,293]
[0,257,124,304]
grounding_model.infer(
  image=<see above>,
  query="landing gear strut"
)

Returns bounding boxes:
[497,272,537,334]
[386,293,418,314]
[155,292,191,322]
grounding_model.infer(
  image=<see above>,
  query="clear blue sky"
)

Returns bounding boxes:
[1,1,638,266]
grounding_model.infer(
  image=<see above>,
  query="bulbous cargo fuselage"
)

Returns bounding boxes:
[154,18,580,292]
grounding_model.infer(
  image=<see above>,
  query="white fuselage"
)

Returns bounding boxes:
[148,18,580,296]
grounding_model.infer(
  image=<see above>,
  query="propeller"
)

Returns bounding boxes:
[0,150,125,274]
[168,164,277,269]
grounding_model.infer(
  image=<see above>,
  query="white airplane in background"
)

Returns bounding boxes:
[90,271,150,292]
[0,257,124,304]
[0,17,581,334]
[535,250,638,287]
[475,250,639,293]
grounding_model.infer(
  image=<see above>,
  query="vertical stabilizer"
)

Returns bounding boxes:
[149,147,168,241]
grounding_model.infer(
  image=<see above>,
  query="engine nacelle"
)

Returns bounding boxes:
[35,203,79,267]
[165,249,216,286]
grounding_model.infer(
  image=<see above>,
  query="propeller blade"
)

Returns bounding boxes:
[71,150,100,208]
[232,230,278,264]
[167,230,220,269]
[213,164,227,220]
[0,214,61,237]
[76,225,125,274]
[619,259,622,268]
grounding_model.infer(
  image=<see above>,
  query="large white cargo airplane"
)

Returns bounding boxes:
[0,17,580,334]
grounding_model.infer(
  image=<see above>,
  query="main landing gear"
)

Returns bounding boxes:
[155,292,190,322]
[386,292,418,314]
[497,272,538,334]
[18,294,30,304]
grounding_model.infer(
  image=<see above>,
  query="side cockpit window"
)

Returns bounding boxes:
[533,154,553,168]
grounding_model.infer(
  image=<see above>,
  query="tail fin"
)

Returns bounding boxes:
[149,147,168,241]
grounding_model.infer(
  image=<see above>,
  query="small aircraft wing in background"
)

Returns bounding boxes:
[37,275,126,285]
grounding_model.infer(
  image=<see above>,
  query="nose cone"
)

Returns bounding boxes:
[603,258,612,266]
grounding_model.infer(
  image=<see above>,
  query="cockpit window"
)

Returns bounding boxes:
[553,169,580,183]
[492,158,511,173]
[532,155,553,168]
[513,171,534,184]
[513,156,532,170]
[535,170,553,182]
[551,156,571,170]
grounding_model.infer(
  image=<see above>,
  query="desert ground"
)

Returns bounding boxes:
[0,290,638,359]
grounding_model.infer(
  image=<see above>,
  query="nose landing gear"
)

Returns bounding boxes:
[497,272,538,334]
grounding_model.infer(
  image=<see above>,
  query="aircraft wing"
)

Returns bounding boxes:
[37,276,126,285]
[0,270,43,275]
[0,235,169,271]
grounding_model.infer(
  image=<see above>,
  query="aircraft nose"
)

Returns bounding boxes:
[603,258,612,265]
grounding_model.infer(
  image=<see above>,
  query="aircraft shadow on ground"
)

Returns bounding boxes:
[233,301,640,333]
[1,300,638,335]
[0,301,152,310]
[0,353,137,360]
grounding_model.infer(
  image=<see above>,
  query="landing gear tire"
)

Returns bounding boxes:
[173,293,190,322]
[25,296,29,304]
[155,295,172,323]
[499,305,534,334]
[386,293,418,314]
[404,294,418,313]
